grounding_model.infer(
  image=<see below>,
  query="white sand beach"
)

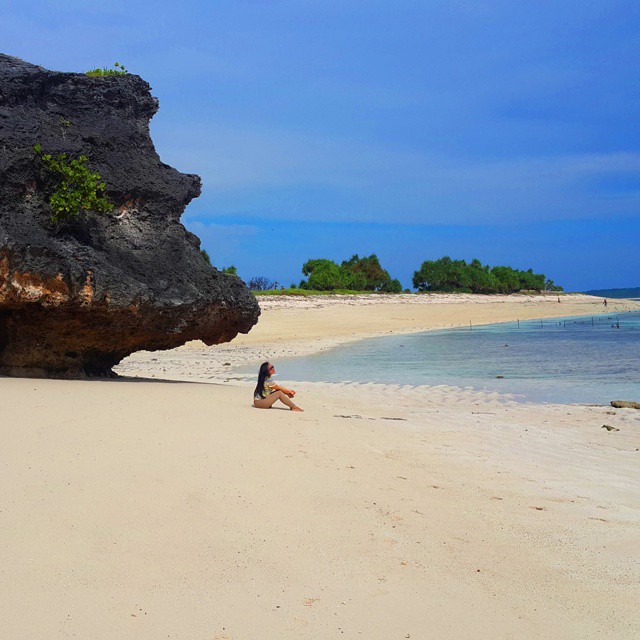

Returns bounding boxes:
[2,293,640,639]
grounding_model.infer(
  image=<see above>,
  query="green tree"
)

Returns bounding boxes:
[491,266,520,293]
[413,257,472,292]
[413,257,552,293]
[298,255,403,292]
[517,269,545,291]
[301,259,358,290]
[544,279,564,292]
[469,262,499,293]
[341,254,394,291]
[382,278,403,293]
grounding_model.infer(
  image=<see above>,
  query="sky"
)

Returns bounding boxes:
[2,0,639,290]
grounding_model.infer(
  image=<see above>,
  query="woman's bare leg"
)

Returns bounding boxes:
[254,390,303,411]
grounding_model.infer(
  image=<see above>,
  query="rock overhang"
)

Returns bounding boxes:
[0,54,260,377]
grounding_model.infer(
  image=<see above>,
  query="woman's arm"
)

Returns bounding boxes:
[272,383,295,397]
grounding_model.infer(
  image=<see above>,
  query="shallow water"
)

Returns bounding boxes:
[265,312,640,404]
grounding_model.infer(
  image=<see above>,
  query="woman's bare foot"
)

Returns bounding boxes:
[291,406,304,412]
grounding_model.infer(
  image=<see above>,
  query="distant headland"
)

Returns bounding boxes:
[584,287,640,299]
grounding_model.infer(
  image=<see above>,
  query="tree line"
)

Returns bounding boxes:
[413,257,562,293]
[215,253,563,293]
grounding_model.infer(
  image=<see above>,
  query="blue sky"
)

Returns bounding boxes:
[2,1,639,290]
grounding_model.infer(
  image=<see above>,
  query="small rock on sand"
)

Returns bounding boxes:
[610,400,640,409]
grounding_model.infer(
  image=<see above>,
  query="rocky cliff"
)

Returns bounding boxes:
[0,54,260,377]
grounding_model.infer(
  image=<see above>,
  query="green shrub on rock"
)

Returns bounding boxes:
[86,62,129,77]
[34,144,112,225]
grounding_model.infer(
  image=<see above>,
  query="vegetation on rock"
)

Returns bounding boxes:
[34,144,112,225]
[85,62,129,77]
[200,249,212,265]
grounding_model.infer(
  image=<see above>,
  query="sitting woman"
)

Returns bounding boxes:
[253,361,303,411]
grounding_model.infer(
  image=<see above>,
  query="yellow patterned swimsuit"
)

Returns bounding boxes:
[255,376,277,400]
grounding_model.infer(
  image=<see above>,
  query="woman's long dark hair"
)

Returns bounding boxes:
[254,361,271,398]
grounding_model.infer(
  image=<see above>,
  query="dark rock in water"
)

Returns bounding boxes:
[610,401,640,410]
[0,54,260,377]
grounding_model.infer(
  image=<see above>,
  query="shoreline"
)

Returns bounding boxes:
[117,293,640,392]
[246,310,640,407]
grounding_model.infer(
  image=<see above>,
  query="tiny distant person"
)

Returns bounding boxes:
[604,298,608,307]
[557,296,561,303]
[253,362,303,411]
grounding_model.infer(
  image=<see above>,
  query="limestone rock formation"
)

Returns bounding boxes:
[0,54,260,377]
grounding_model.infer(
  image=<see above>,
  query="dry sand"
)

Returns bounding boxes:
[2,293,639,639]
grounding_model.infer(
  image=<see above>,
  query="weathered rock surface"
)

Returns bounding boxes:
[0,54,260,377]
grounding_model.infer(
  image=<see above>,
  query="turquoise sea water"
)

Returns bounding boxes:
[268,312,640,404]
